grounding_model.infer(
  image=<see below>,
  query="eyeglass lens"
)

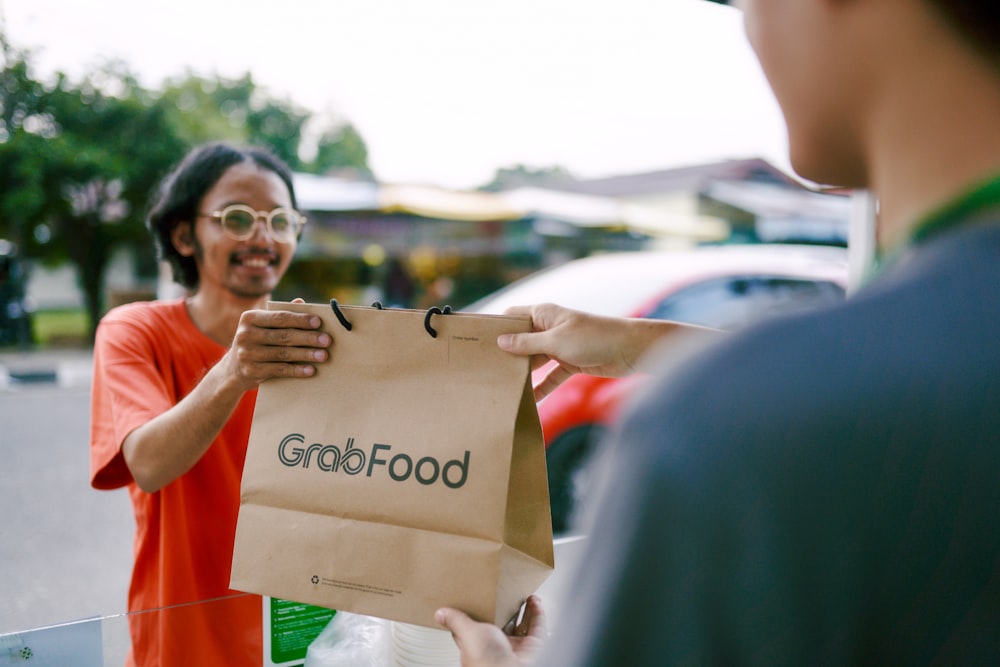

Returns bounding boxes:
[221,208,298,240]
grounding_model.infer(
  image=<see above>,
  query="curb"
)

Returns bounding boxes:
[0,353,94,390]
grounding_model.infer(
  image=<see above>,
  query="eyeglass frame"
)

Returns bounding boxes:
[197,204,307,243]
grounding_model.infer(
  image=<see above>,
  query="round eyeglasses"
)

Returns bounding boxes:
[200,204,306,243]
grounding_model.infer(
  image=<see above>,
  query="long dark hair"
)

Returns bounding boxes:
[146,142,297,289]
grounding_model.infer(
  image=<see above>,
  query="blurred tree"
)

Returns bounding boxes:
[1,33,372,342]
[159,72,309,169]
[307,121,372,179]
[478,163,576,192]
[159,72,371,176]
[0,36,187,341]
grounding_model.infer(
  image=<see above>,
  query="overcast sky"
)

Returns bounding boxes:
[1,0,790,189]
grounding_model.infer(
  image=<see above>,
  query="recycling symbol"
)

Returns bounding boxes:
[311,575,320,584]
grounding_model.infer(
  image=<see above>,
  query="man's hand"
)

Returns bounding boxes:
[123,305,332,493]
[222,308,332,393]
[435,595,547,667]
[498,303,709,401]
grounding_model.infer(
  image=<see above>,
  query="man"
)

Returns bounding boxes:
[437,0,1000,664]
[90,143,332,666]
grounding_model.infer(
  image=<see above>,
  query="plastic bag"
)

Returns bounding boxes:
[304,612,391,667]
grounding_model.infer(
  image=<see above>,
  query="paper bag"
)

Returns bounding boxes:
[231,301,554,628]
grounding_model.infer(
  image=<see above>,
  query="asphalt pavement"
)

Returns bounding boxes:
[1,346,132,664]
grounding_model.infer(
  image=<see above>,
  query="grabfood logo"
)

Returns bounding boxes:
[278,434,470,489]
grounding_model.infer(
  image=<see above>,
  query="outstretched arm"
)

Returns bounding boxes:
[120,308,331,493]
[498,303,721,401]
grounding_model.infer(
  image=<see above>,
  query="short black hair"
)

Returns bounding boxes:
[924,0,1000,66]
[146,142,297,290]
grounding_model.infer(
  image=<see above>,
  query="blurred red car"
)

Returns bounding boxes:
[468,244,849,532]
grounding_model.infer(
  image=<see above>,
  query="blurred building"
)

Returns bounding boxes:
[550,157,850,246]
[282,158,849,310]
[23,157,851,319]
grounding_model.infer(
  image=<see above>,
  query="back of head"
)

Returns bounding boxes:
[924,0,1000,67]
[146,142,297,290]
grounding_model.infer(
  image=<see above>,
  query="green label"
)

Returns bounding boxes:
[269,597,336,665]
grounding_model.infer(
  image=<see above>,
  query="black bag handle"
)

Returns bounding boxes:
[330,299,452,337]
[423,305,452,338]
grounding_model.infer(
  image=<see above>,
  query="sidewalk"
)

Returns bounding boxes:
[0,346,94,389]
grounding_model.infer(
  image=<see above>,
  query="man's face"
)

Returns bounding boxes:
[184,161,298,301]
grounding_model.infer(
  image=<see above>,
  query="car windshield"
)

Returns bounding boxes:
[466,255,691,317]
[646,275,845,330]
[465,246,848,320]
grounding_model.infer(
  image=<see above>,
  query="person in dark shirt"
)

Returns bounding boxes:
[435,0,1000,664]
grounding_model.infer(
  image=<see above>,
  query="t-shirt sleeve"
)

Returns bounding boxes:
[90,312,177,490]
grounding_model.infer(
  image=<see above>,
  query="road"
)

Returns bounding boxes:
[0,382,133,638]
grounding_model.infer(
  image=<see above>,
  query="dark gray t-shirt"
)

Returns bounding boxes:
[538,221,1000,666]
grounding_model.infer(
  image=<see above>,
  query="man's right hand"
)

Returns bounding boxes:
[223,308,332,392]
[497,303,712,402]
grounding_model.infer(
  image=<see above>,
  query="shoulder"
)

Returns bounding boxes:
[620,225,1000,479]
[100,298,186,326]
[97,298,188,339]
[94,298,201,363]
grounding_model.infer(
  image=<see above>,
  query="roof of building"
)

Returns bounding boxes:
[551,158,801,197]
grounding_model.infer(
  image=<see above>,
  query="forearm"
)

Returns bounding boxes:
[619,318,722,374]
[121,360,248,493]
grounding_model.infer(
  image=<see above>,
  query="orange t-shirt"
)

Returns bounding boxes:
[90,299,262,667]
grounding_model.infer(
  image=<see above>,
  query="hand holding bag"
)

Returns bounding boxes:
[231,301,554,628]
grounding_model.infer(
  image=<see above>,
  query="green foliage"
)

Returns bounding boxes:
[158,72,310,170]
[308,122,372,178]
[157,71,368,175]
[478,163,576,192]
[0,29,372,342]
[31,308,89,347]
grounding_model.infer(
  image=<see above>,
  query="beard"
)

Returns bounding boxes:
[192,235,281,300]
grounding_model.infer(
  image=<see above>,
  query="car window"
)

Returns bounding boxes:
[644,276,845,331]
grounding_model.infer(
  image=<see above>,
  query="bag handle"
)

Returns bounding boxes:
[423,305,452,338]
[329,299,452,338]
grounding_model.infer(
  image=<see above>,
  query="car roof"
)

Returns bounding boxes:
[467,244,848,318]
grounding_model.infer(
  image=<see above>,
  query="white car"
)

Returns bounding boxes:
[467,244,849,532]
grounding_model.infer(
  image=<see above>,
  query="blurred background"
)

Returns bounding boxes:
[0,0,868,647]
[0,0,856,348]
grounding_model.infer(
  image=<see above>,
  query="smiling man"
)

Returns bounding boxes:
[89,143,333,666]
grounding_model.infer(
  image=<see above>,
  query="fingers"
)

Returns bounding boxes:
[243,308,323,332]
[435,607,522,667]
[519,595,547,639]
[533,363,575,402]
[229,309,334,383]
[501,304,535,319]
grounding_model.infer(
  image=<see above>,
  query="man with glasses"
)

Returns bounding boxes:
[90,142,332,666]
[437,0,1000,664]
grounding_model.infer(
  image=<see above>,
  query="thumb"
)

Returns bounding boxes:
[498,330,553,357]
[435,607,476,637]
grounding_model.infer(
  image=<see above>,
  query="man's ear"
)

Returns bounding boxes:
[171,221,196,257]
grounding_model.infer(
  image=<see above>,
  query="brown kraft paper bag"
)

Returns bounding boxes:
[231,301,554,628]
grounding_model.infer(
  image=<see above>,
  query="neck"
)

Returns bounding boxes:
[864,23,1000,252]
[186,290,271,347]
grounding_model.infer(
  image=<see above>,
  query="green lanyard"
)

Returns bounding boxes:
[869,172,1000,282]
